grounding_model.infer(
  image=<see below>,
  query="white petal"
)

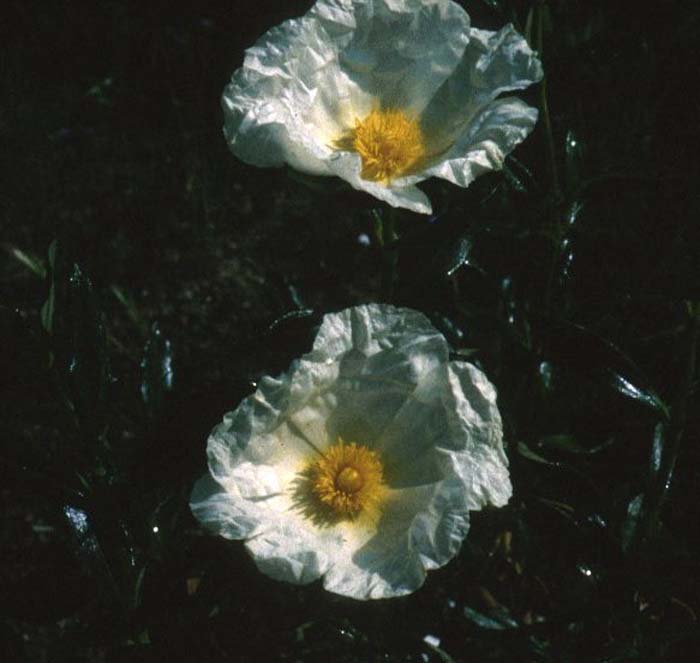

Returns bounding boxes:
[311,0,471,114]
[190,473,264,540]
[420,97,539,188]
[312,303,444,358]
[222,13,340,175]
[206,369,336,489]
[420,23,543,152]
[319,308,449,444]
[441,362,512,509]
[407,478,470,570]
[245,523,332,585]
[376,364,449,487]
[322,479,469,599]
[327,151,433,213]
[305,304,449,446]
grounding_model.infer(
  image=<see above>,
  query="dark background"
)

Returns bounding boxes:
[2,1,699,661]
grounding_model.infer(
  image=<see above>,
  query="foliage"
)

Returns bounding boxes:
[2,1,699,661]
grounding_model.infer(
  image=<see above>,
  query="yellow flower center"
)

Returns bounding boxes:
[309,440,385,518]
[335,108,426,184]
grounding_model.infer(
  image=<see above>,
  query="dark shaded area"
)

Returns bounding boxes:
[2,1,699,661]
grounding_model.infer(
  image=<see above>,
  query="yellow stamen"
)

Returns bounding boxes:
[335,108,426,184]
[308,440,385,518]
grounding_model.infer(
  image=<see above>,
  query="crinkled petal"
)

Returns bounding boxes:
[311,0,471,114]
[207,368,337,489]
[190,473,264,540]
[312,303,444,358]
[328,151,433,213]
[441,362,511,508]
[417,97,539,188]
[322,479,469,599]
[246,523,332,585]
[222,16,336,175]
[421,24,543,148]
[315,305,449,442]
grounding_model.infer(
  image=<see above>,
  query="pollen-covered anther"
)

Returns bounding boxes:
[337,108,426,184]
[309,441,385,517]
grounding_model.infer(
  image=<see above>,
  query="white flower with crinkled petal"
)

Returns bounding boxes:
[190,304,511,599]
[221,0,542,215]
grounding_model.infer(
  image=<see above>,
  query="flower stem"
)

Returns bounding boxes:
[536,1,561,201]
[372,207,399,301]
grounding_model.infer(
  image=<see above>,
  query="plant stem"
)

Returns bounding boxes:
[372,207,399,301]
[536,1,561,201]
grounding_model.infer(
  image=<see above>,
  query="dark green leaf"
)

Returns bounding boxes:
[5,244,46,278]
[42,239,112,434]
[40,239,59,335]
[517,441,556,465]
[52,263,111,435]
[537,318,669,419]
[503,156,536,194]
[605,370,668,415]
[398,215,480,283]
[463,606,519,631]
[565,130,584,197]
[140,322,174,416]
[620,493,644,553]
[649,421,665,481]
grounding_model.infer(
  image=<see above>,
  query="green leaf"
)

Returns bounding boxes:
[112,284,147,335]
[141,322,175,416]
[463,606,519,631]
[648,421,664,481]
[503,156,536,194]
[40,239,59,335]
[517,441,556,465]
[537,317,669,419]
[620,493,644,553]
[63,504,118,602]
[4,244,46,278]
[45,240,111,435]
[398,215,480,283]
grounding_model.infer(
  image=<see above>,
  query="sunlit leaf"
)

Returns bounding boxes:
[503,156,536,194]
[517,441,556,465]
[620,493,644,553]
[605,371,667,415]
[464,605,519,631]
[5,244,46,278]
[648,422,664,480]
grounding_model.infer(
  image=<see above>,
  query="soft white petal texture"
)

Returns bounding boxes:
[222,0,542,213]
[190,304,511,599]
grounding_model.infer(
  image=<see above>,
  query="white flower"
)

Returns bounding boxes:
[190,304,511,600]
[222,0,543,215]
